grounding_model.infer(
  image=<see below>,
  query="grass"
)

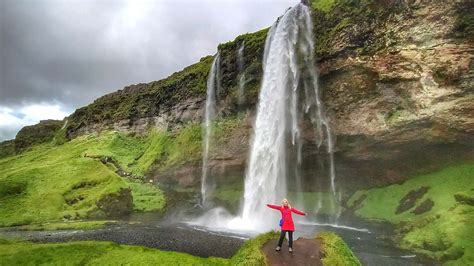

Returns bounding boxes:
[0,231,359,265]
[86,124,202,175]
[0,239,227,266]
[347,164,474,222]
[399,204,474,264]
[0,231,280,265]
[311,0,337,13]
[66,55,214,133]
[317,231,361,266]
[0,139,126,226]
[0,116,242,227]
[229,231,279,265]
[0,132,166,227]
[347,164,474,264]
[15,220,111,231]
[127,181,165,212]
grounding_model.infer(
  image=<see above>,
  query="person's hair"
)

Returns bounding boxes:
[282,198,292,209]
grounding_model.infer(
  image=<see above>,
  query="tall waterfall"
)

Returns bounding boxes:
[192,3,340,232]
[239,3,338,230]
[237,42,245,104]
[201,51,221,208]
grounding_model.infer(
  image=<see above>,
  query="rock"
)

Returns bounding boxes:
[96,188,133,218]
[51,2,474,193]
[454,192,474,206]
[14,119,64,152]
[0,139,15,158]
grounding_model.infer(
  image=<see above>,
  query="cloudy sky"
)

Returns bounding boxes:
[0,0,297,141]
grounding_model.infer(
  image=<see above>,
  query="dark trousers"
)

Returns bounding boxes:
[277,230,293,248]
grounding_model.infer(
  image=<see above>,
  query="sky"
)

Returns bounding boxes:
[0,0,297,141]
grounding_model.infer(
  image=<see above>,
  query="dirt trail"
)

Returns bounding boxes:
[262,238,322,266]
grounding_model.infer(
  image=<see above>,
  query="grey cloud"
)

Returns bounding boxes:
[1,0,297,109]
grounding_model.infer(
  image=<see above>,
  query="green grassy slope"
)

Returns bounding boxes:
[348,164,474,264]
[317,231,361,266]
[0,115,246,227]
[0,132,166,227]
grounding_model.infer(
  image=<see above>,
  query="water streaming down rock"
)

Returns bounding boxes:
[237,42,246,104]
[201,52,221,208]
[236,3,340,230]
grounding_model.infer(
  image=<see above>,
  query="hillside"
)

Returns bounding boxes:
[1,0,473,264]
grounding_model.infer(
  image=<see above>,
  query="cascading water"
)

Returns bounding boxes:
[193,3,340,232]
[201,51,221,208]
[237,42,246,104]
[237,3,339,230]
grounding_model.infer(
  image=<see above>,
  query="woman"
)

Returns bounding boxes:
[266,198,306,253]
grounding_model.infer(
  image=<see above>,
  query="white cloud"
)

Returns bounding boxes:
[0,103,70,141]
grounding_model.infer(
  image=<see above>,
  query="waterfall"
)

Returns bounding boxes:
[193,3,340,232]
[201,51,221,208]
[238,3,339,230]
[237,42,245,104]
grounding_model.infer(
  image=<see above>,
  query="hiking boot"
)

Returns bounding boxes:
[289,247,293,253]
[275,246,281,251]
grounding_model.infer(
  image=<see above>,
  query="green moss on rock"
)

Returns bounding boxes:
[317,231,361,266]
[14,119,63,152]
[454,191,474,206]
[0,140,15,159]
[348,164,474,264]
[230,231,279,265]
[311,0,336,13]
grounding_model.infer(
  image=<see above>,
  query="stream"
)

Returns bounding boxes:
[0,212,437,265]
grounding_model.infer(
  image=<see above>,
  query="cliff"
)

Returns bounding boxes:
[4,0,473,190]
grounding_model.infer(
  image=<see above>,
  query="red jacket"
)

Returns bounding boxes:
[266,204,306,231]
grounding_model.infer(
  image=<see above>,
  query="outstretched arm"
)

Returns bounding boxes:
[291,208,306,216]
[266,204,281,210]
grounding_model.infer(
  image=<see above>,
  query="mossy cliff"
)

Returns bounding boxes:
[36,0,469,192]
[2,0,472,207]
[0,1,472,263]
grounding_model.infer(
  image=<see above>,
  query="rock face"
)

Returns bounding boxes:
[7,1,472,193]
[70,97,205,138]
[96,188,133,218]
[305,1,474,190]
[14,119,64,152]
[0,140,15,159]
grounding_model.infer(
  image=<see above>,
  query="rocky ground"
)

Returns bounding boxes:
[0,223,244,259]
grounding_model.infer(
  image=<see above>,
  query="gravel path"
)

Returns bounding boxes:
[0,224,245,258]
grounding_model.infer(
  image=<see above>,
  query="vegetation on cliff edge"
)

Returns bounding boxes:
[317,231,361,266]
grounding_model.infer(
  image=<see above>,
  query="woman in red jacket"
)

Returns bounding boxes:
[266,198,306,253]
